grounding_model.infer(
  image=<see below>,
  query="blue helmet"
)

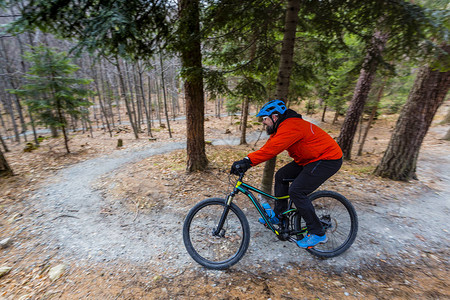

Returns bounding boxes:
[256,100,287,117]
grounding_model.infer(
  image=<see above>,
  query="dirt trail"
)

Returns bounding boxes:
[28,127,450,276]
[1,118,448,299]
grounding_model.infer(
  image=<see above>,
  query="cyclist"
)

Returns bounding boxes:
[230,99,343,248]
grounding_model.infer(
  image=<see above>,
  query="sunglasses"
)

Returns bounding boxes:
[262,114,278,121]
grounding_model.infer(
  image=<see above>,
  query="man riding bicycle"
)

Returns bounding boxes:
[230,100,343,248]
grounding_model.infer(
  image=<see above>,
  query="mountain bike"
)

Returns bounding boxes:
[182,168,358,270]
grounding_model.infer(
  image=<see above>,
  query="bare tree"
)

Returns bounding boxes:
[159,52,172,138]
[136,62,153,137]
[115,57,139,139]
[357,78,386,156]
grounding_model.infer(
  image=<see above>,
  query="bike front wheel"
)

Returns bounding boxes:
[183,198,250,270]
[294,190,358,258]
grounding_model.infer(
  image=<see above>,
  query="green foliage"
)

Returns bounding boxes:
[10,45,92,130]
[8,0,171,60]
[312,34,362,113]
[202,0,283,73]
[233,77,266,100]
[380,65,416,114]
[203,69,230,100]
[201,0,284,107]
[225,98,241,115]
[201,0,442,111]
[7,0,448,121]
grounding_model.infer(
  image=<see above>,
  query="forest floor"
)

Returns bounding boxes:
[0,103,449,299]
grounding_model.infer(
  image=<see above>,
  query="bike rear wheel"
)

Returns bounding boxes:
[183,198,250,270]
[294,190,358,258]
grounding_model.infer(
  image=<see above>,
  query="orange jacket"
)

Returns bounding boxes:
[247,114,342,166]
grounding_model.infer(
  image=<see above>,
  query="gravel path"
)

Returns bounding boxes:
[32,130,450,273]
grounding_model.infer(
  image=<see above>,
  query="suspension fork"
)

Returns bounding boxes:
[212,191,237,236]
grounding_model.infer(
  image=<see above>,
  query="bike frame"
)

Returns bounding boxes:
[217,173,291,237]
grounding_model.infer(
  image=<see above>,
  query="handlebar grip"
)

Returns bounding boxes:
[235,164,246,175]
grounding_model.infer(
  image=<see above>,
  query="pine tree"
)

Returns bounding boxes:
[11,45,92,153]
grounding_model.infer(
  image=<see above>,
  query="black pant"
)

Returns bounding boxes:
[274,158,342,236]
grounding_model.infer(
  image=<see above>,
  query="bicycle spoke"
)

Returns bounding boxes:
[187,202,245,263]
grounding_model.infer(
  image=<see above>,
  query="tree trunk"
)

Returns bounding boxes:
[133,63,144,126]
[216,97,222,119]
[0,38,25,143]
[50,122,59,138]
[92,61,113,137]
[321,104,327,122]
[113,73,122,124]
[124,60,140,131]
[155,76,163,126]
[333,110,339,124]
[27,101,39,145]
[261,157,277,195]
[357,81,385,156]
[116,58,139,139]
[15,30,30,142]
[147,72,154,128]
[0,74,20,143]
[0,132,9,153]
[240,35,257,145]
[240,96,249,145]
[275,0,300,100]
[260,0,300,194]
[160,52,173,138]
[102,62,116,128]
[337,30,387,159]
[0,148,13,177]
[0,43,37,145]
[56,100,70,154]
[98,58,114,134]
[374,45,450,181]
[139,64,153,137]
[179,0,208,172]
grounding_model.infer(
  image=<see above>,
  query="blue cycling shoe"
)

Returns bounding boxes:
[297,234,328,248]
[258,203,280,225]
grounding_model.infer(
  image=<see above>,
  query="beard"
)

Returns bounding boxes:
[266,125,275,135]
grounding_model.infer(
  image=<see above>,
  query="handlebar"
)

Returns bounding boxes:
[232,164,246,181]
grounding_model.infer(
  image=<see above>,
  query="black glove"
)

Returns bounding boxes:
[230,157,252,175]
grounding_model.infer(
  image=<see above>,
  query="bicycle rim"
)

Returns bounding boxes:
[183,199,250,270]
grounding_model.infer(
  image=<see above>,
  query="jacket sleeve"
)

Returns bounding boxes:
[247,123,303,166]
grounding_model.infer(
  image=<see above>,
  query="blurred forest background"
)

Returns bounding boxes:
[0,1,449,298]
[0,0,448,181]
